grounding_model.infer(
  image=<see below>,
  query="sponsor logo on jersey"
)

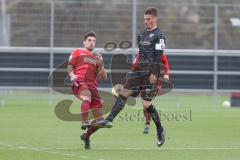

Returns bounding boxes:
[140,41,151,46]
[84,57,96,65]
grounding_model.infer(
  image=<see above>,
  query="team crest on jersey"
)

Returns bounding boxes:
[149,33,155,38]
[160,39,165,44]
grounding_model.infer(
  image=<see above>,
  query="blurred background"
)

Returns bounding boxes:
[0,0,240,108]
[1,1,240,159]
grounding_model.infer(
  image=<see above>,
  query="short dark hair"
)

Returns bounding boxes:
[83,31,96,41]
[145,7,158,17]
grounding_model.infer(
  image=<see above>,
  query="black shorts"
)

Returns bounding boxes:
[124,71,157,101]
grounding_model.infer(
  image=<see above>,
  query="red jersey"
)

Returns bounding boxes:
[68,49,99,85]
[131,52,170,75]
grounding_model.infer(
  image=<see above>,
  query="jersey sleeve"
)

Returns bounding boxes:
[137,33,141,48]
[131,52,140,71]
[68,50,78,67]
[150,33,166,75]
[161,52,170,75]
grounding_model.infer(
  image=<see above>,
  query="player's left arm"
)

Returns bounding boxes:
[162,52,170,80]
[149,33,166,84]
[96,53,107,80]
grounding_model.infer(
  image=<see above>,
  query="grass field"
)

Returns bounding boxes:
[0,90,240,160]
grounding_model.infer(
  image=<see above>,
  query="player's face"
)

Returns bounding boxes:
[144,14,157,30]
[83,36,96,51]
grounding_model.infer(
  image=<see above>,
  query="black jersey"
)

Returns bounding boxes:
[136,28,166,75]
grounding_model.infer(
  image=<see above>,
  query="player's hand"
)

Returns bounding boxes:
[163,74,169,81]
[70,74,77,81]
[70,74,78,87]
[95,53,103,65]
[149,73,157,84]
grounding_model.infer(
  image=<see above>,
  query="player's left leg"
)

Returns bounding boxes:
[141,95,165,147]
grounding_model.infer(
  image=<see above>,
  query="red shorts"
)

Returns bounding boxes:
[72,81,103,109]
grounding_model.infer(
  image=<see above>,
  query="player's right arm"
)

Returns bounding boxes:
[67,50,78,81]
[67,65,77,81]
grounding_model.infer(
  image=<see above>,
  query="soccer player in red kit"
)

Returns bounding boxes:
[67,31,107,149]
[131,52,170,134]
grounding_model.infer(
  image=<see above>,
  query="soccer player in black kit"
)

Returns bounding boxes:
[94,7,166,147]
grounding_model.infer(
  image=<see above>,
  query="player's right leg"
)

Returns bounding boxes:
[93,71,143,128]
[93,87,133,128]
[72,83,92,129]
[143,108,151,134]
[81,107,104,149]
[106,87,132,121]
[78,89,92,130]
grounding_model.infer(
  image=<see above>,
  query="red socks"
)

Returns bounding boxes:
[81,100,90,122]
[143,109,151,125]
[85,121,98,139]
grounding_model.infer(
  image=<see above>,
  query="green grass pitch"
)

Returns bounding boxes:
[0,91,240,160]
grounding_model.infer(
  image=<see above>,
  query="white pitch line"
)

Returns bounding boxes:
[55,147,82,150]
[80,156,91,159]
[0,143,76,157]
[15,146,75,157]
[1,142,240,152]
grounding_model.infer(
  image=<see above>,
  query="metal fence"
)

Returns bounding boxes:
[0,0,240,50]
[0,47,239,92]
[0,1,240,107]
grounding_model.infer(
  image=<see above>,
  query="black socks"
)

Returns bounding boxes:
[146,104,162,131]
[106,94,127,122]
